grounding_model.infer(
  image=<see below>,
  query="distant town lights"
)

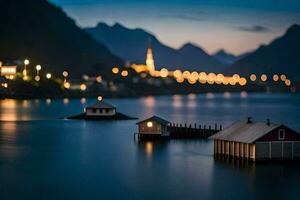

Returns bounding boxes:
[35,76,41,82]
[121,70,129,77]
[80,84,87,91]
[112,67,119,74]
[261,74,267,82]
[238,78,247,86]
[63,71,69,77]
[285,79,291,86]
[250,74,257,81]
[24,59,30,65]
[159,68,168,78]
[36,65,42,77]
[64,82,71,89]
[280,74,287,81]
[36,65,42,71]
[46,73,52,79]
[96,76,102,83]
[273,74,279,82]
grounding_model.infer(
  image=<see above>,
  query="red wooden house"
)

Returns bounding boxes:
[211,118,300,161]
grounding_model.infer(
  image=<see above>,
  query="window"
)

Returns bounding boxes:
[147,122,153,128]
[278,129,285,140]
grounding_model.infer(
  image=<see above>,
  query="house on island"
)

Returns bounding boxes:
[136,116,170,139]
[0,65,17,80]
[85,101,116,117]
[211,118,300,161]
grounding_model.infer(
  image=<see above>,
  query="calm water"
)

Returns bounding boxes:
[0,93,300,199]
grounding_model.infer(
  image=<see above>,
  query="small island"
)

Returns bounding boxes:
[67,100,137,120]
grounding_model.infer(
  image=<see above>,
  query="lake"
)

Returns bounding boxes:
[0,93,300,199]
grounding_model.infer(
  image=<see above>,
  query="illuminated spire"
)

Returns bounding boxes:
[146,40,155,72]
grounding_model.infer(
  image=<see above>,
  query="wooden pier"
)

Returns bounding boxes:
[168,123,222,139]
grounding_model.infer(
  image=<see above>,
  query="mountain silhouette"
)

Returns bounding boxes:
[213,49,249,66]
[86,22,225,72]
[229,24,300,80]
[0,0,123,77]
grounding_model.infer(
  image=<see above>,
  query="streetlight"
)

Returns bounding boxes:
[46,73,52,79]
[35,65,42,82]
[23,59,30,80]
[63,71,68,83]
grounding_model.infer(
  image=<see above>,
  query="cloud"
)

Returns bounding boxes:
[237,25,270,33]
[157,12,206,22]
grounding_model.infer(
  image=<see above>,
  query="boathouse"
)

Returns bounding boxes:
[211,118,300,161]
[136,116,170,139]
[85,101,116,117]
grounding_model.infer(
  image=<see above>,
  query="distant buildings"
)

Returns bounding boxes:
[0,62,17,80]
[85,101,116,117]
[211,118,300,161]
[146,43,155,72]
[131,43,156,73]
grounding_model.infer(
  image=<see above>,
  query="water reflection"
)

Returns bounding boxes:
[240,91,248,98]
[46,98,51,105]
[187,93,197,100]
[80,97,86,104]
[0,122,19,158]
[145,142,153,157]
[223,92,231,99]
[214,156,256,175]
[0,99,30,121]
[137,140,167,160]
[143,96,155,107]
[187,95,197,108]
[172,94,182,108]
[63,98,69,105]
[206,92,215,99]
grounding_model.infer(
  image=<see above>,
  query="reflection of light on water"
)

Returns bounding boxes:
[46,98,51,105]
[240,91,248,98]
[0,99,16,109]
[0,122,20,158]
[0,99,30,121]
[22,100,29,108]
[63,98,69,105]
[187,94,197,108]
[206,92,215,99]
[187,101,197,108]
[145,142,153,157]
[188,93,197,100]
[144,96,155,107]
[80,97,86,104]
[172,94,182,108]
[0,100,17,121]
[1,122,17,138]
[223,92,231,99]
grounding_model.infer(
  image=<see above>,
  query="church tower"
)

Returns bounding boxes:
[146,42,155,72]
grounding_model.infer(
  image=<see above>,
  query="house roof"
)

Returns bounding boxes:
[86,101,116,109]
[137,115,170,125]
[210,120,280,143]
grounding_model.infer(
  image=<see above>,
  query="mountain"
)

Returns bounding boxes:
[86,23,225,72]
[0,0,123,77]
[213,49,249,66]
[228,24,300,79]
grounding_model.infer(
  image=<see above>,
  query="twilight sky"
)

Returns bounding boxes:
[50,0,300,55]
